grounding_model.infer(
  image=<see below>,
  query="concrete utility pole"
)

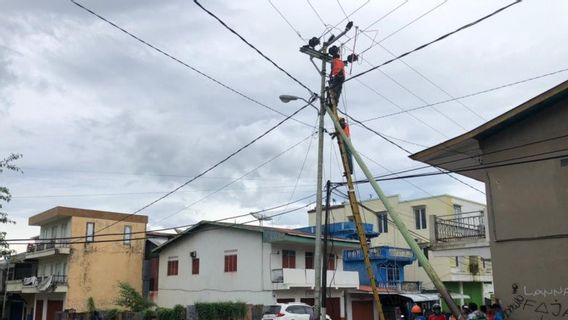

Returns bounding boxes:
[325,108,465,320]
[297,22,353,320]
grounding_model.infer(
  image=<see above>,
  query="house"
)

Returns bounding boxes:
[143,231,175,304]
[309,195,491,309]
[410,80,568,319]
[4,207,148,320]
[153,221,361,320]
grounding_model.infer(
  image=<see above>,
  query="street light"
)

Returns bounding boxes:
[279,93,325,319]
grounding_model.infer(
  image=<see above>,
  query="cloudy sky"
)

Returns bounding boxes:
[1,0,567,251]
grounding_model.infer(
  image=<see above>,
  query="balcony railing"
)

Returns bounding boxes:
[435,213,486,242]
[376,281,421,293]
[270,268,359,288]
[344,246,415,262]
[22,274,68,288]
[27,241,69,253]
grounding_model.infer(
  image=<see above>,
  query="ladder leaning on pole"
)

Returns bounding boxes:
[328,93,386,320]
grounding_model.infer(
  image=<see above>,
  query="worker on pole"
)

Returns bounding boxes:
[331,116,353,175]
[328,45,358,107]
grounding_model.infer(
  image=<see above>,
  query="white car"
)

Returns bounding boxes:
[261,303,332,320]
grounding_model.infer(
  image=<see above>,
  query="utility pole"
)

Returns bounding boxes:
[300,23,352,320]
[321,180,331,319]
[325,108,465,320]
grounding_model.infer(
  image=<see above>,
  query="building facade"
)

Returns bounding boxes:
[154,221,360,320]
[5,207,147,320]
[411,80,568,319]
[308,195,492,308]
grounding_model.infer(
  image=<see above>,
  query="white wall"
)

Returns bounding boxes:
[157,226,273,307]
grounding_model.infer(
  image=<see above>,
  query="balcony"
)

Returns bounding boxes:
[343,246,415,262]
[435,213,486,242]
[271,268,359,290]
[428,213,491,259]
[26,241,70,259]
[20,274,68,293]
[376,281,421,293]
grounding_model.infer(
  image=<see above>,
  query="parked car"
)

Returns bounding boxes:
[262,303,332,320]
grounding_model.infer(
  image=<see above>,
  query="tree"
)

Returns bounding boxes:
[0,153,22,257]
[115,281,154,312]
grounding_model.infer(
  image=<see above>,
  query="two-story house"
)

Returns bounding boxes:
[4,207,147,320]
[309,195,492,309]
[153,221,361,320]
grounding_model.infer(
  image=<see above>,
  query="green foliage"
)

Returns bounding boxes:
[143,308,156,320]
[106,309,119,320]
[195,302,247,320]
[0,153,22,258]
[87,297,96,314]
[154,305,185,320]
[173,305,185,319]
[115,281,154,312]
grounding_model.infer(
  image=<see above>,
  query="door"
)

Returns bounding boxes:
[35,300,43,320]
[325,297,340,320]
[300,298,339,320]
[352,300,373,320]
[46,300,63,320]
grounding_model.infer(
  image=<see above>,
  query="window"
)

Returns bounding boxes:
[377,212,388,233]
[382,264,400,282]
[123,225,132,245]
[327,254,336,271]
[305,252,314,269]
[414,207,427,230]
[453,204,462,215]
[454,257,459,267]
[192,258,200,275]
[86,222,95,242]
[282,250,296,268]
[167,258,179,276]
[224,254,237,272]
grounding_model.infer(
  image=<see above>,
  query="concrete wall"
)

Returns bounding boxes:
[482,97,568,319]
[157,227,273,307]
[310,195,487,288]
[65,216,146,311]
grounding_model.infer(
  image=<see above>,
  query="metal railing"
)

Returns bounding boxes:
[435,213,486,242]
[27,241,70,253]
[344,246,415,261]
[376,281,421,292]
[22,274,68,287]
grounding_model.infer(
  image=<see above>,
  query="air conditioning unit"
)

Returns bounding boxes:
[190,251,197,258]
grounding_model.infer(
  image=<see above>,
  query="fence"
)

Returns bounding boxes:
[435,213,486,242]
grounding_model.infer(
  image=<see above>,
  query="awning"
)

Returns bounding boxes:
[399,293,440,302]
[399,293,471,302]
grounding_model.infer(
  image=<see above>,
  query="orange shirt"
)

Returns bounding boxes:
[331,58,345,77]
[343,124,350,137]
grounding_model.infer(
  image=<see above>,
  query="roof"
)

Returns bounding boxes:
[410,80,568,180]
[29,206,148,226]
[153,220,360,253]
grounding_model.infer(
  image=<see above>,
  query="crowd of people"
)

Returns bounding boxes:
[409,302,505,320]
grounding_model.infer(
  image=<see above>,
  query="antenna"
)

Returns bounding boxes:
[249,212,273,226]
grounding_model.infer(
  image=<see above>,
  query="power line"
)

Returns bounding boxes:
[193,0,315,95]
[373,132,568,180]
[153,132,316,224]
[5,196,316,244]
[268,0,308,41]
[359,0,449,54]
[361,67,568,122]
[345,0,523,83]
[362,148,568,183]
[69,0,312,128]
[95,102,312,234]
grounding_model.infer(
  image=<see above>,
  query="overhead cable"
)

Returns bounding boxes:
[345,0,523,83]
[193,0,315,95]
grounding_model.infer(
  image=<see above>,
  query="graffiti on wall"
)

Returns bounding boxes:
[504,284,568,319]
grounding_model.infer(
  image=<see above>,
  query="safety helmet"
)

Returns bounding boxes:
[411,304,422,314]
[338,117,345,122]
[432,303,441,310]
[329,45,340,57]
